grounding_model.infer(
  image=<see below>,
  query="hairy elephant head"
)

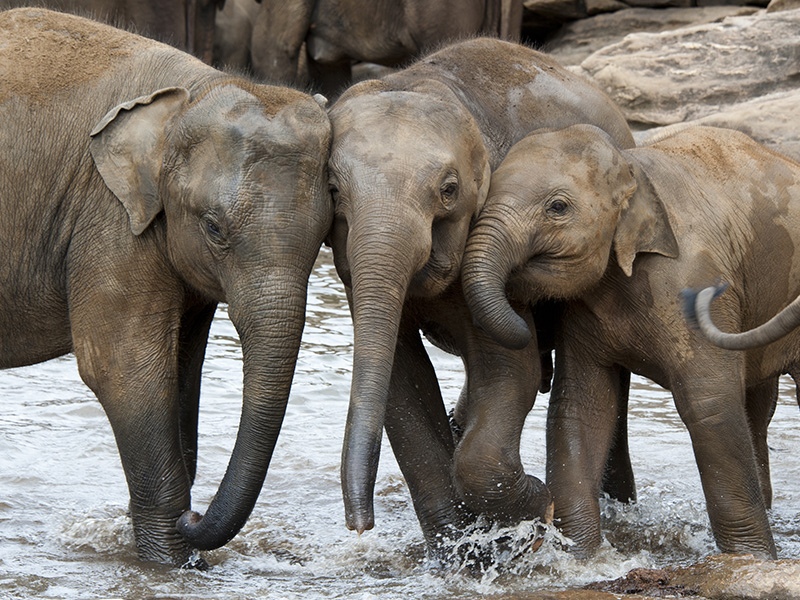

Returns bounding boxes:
[326,79,491,534]
[90,83,332,550]
[462,124,678,349]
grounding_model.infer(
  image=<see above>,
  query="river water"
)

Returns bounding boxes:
[1,247,798,599]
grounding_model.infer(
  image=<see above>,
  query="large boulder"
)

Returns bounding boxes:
[544,5,759,66]
[587,555,800,599]
[576,8,800,127]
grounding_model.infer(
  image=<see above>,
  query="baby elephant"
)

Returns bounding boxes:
[0,9,331,566]
[462,123,800,558]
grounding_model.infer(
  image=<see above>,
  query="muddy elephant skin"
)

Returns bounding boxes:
[326,36,636,554]
[462,123,800,558]
[0,8,331,566]
[0,0,223,63]
[249,0,523,95]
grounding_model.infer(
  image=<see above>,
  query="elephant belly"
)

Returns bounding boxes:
[0,293,71,369]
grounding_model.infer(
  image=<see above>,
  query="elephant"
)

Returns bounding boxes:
[0,0,224,63]
[0,8,331,567]
[326,36,637,557]
[213,0,259,70]
[460,123,800,558]
[249,0,523,96]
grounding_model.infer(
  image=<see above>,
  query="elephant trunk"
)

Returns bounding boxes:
[341,217,429,534]
[462,211,532,350]
[683,283,800,350]
[177,270,307,550]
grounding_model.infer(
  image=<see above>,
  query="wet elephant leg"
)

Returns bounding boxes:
[745,377,778,509]
[440,292,552,525]
[546,346,626,556]
[176,302,217,485]
[384,322,472,555]
[71,298,194,566]
[672,365,776,558]
[600,368,637,503]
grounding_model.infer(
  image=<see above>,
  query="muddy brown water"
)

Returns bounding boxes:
[1,247,798,599]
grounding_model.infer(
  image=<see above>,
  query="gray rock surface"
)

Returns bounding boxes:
[575,8,800,127]
[543,6,759,66]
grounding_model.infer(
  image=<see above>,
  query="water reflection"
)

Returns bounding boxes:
[0,247,797,598]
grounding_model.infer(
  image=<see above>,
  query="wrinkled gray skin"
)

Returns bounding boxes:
[327,37,636,554]
[213,0,259,70]
[461,124,800,558]
[250,0,523,95]
[0,0,223,63]
[0,9,331,566]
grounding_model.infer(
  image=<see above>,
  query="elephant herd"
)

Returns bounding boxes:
[2,5,800,572]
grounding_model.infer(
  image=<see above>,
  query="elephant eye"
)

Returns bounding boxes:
[202,214,226,246]
[329,182,340,202]
[546,196,570,216]
[440,180,458,207]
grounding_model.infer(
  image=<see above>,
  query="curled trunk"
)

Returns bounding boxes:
[683,283,800,350]
[177,271,307,550]
[461,217,532,350]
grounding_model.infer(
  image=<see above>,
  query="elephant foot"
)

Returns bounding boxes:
[130,506,205,568]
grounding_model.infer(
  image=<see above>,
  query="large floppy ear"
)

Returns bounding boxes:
[613,161,679,277]
[90,87,190,235]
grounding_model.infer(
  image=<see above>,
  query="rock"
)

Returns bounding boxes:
[589,555,800,600]
[768,0,800,11]
[671,554,800,599]
[544,6,759,66]
[576,8,800,127]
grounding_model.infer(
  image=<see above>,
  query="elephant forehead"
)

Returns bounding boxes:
[185,94,328,161]
[331,90,470,140]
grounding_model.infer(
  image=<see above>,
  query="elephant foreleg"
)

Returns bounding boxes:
[439,291,552,526]
[177,302,217,485]
[546,343,625,556]
[384,321,472,555]
[71,294,195,566]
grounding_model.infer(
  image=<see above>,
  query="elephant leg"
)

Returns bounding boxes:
[672,366,776,558]
[71,299,194,566]
[442,294,552,526]
[177,302,217,485]
[745,377,778,509]
[600,368,636,503]
[250,0,313,85]
[384,322,471,555]
[546,346,625,556]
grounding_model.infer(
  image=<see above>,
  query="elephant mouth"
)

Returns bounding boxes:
[513,253,586,302]
[409,252,458,298]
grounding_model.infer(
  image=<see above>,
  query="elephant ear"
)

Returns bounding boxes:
[613,161,679,277]
[90,87,191,236]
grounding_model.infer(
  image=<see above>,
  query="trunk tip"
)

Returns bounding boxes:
[345,512,375,535]
[176,510,220,551]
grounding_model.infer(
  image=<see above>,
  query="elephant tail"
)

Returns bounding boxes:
[680,281,729,331]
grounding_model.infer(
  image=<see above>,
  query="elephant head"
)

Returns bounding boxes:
[462,124,678,348]
[90,84,332,551]
[326,79,491,534]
